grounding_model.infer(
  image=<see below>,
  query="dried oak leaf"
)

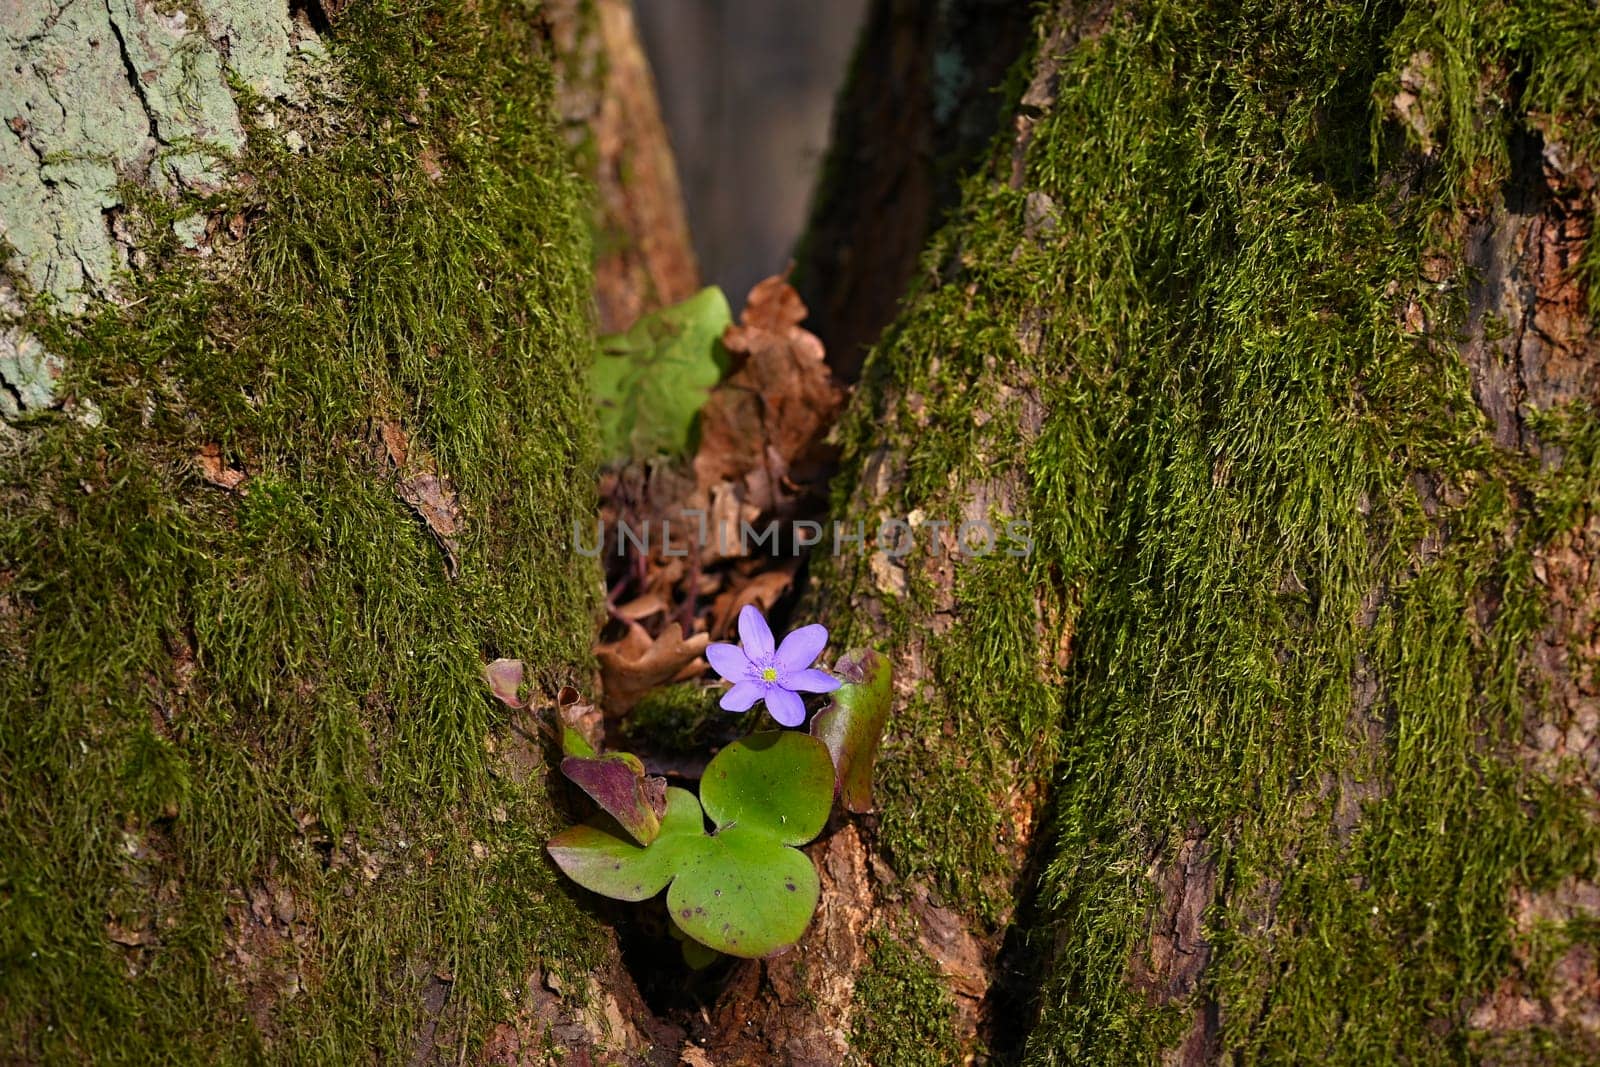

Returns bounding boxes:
[195,443,246,492]
[738,444,799,515]
[397,473,463,571]
[595,621,709,718]
[699,480,763,565]
[614,592,670,621]
[639,556,687,605]
[692,276,844,510]
[376,418,464,579]
[710,568,794,638]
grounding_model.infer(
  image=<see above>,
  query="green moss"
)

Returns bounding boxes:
[820,0,1600,1060]
[0,0,603,1060]
[623,683,723,753]
[849,928,963,1066]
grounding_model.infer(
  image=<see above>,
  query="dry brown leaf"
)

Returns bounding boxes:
[701,480,763,564]
[693,277,843,510]
[639,556,686,604]
[395,472,464,573]
[595,621,709,717]
[195,443,246,492]
[378,420,409,467]
[735,273,808,333]
[376,418,464,579]
[557,684,605,751]
[614,592,669,621]
[710,569,793,638]
[738,444,799,515]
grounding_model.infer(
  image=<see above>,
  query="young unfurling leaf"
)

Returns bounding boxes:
[810,649,892,813]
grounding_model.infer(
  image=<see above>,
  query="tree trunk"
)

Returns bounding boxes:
[0,1,663,1061]
[546,0,702,334]
[792,0,1034,382]
[692,0,1600,1063]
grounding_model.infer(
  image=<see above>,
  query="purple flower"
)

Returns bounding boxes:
[706,606,842,727]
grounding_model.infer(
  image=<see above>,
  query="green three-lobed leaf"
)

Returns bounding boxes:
[667,825,820,959]
[699,729,834,845]
[546,787,705,901]
[546,731,835,958]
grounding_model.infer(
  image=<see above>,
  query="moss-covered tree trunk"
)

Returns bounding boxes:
[0,1,679,1061]
[702,1,1600,1063]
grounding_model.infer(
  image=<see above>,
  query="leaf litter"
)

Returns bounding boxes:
[589,274,846,760]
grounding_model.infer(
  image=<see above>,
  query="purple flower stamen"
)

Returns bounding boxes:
[705,605,842,727]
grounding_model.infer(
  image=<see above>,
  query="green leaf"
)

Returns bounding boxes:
[668,825,821,959]
[680,938,722,970]
[547,732,837,959]
[809,649,893,813]
[592,286,731,460]
[546,786,705,901]
[560,726,596,759]
[699,730,835,845]
[669,918,723,970]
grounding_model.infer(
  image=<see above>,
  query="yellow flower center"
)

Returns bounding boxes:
[761,666,778,683]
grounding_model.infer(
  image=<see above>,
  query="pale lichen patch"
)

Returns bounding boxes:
[0,321,63,417]
[1,0,318,310]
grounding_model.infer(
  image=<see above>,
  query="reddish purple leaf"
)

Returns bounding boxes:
[483,658,525,709]
[561,753,668,846]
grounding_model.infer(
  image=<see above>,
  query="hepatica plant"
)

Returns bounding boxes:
[537,610,891,963]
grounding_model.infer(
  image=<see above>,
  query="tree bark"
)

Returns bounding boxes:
[692,1,1600,1063]
[0,1,657,1061]
[792,0,1034,382]
[547,0,702,334]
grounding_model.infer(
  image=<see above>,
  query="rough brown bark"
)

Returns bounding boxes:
[1455,111,1600,1059]
[792,0,1034,380]
[549,0,701,333]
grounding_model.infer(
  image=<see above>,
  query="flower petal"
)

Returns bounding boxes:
[782,668,841,694]
[706,642,753,682]
[763,686,807,728]
[737,604,775,661]
[774,623,828,675]
[720,681,764,712]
